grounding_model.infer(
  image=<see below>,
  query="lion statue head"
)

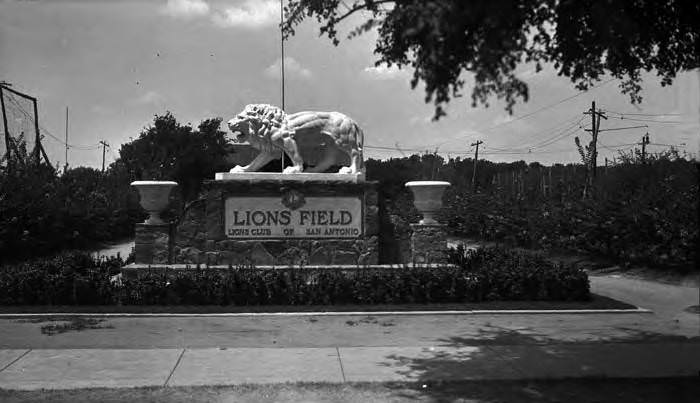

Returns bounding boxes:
[226,104,285,154]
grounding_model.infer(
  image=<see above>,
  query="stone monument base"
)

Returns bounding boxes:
[134,174,379,266]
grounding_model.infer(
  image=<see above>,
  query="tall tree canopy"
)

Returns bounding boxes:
[283,0,699,118]
[119,113,229,201]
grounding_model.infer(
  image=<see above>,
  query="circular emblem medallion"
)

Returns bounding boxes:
[281,189,305,210]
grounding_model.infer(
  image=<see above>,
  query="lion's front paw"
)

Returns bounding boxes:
[230,165,247,173]
[283,166,303,174]
[338,166,353,174]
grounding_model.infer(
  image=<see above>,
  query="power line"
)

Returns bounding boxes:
[472,148,576,155]
[4,93,99,149]
[366,115,584,154]
[529,119,586,149]
[607,115,687,124]
[487,114,584,152]
[480,78,615,133]
[603,109,683,117]
[369,145,578,156]
[425,77,616,149]
[597,125,648,132]
[484,118,585,154]
[649,142,686,147]
[599,142,637,149]
[367,77,616,153]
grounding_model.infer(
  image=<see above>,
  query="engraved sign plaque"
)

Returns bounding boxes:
[224,195,362,239]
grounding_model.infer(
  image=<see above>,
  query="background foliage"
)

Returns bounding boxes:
[119,113,230,202]
[0,139,141,262]
[368,149,697,270]
[0,113,231,262]
[1,112,695,272]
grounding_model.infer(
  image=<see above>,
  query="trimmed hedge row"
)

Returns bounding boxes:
[0,248,589,306]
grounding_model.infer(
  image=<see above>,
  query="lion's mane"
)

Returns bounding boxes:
[236,104,286,153]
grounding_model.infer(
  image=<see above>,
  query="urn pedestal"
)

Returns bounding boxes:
[405,181,451,263]
[131,181,177,264]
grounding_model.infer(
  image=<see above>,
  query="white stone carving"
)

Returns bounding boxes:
[226,104,364,175]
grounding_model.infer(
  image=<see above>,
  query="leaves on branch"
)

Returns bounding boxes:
[282,0,700,120]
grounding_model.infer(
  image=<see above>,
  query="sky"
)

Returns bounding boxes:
[0,0,698,170]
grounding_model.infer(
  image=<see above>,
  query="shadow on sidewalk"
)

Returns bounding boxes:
[386,378,700,403]
[376,326,699,400]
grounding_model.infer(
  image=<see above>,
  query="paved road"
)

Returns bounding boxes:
[0,274,697,389]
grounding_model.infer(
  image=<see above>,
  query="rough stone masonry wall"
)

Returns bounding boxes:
[134,223,172,265]
[410,223,448,264]
[171,179,380,266]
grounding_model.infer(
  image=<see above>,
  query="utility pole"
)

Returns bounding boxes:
[0,84,10,169]
[639,132,650,164]
[64,106,69,172]
[99,140,109,172]
[471,140,483,192]
[583,101,607,186]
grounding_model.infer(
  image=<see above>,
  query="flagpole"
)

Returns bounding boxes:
[280,0,285,171]
[280,0,285,111]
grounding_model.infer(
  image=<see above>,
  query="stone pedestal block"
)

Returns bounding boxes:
[169,176,380,266]
[135,223,172,264]
[410,223,448,264]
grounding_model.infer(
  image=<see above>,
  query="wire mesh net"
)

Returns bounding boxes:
[1,89,38,163]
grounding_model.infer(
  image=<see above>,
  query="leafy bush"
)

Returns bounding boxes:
[0,143,142,262]
[0,248,589,306]
[369,151,697,270]
[0,112,230,262]
[0,251,123,305]
[446,246,590,301]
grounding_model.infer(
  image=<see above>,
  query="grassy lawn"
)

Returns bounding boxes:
[1,379,698,403]
[0,293,635,314]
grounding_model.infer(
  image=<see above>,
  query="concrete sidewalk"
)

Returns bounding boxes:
[0,274,697,390]
[0,343,698,390]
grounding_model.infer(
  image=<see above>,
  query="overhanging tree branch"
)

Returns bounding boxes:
[283,0,700,121]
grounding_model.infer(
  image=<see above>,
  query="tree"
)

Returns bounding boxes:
[119,113,229,201]
[283,0,699,119]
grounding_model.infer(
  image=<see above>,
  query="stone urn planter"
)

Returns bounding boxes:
[131,181,178,225]
[405,181,451,225]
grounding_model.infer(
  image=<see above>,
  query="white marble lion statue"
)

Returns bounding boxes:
[226,104,364,174]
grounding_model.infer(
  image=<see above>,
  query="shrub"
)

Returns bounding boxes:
[0,251,123,305]
[446,246,590,301]
[369,153,697,270]
[0,248,589,306]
